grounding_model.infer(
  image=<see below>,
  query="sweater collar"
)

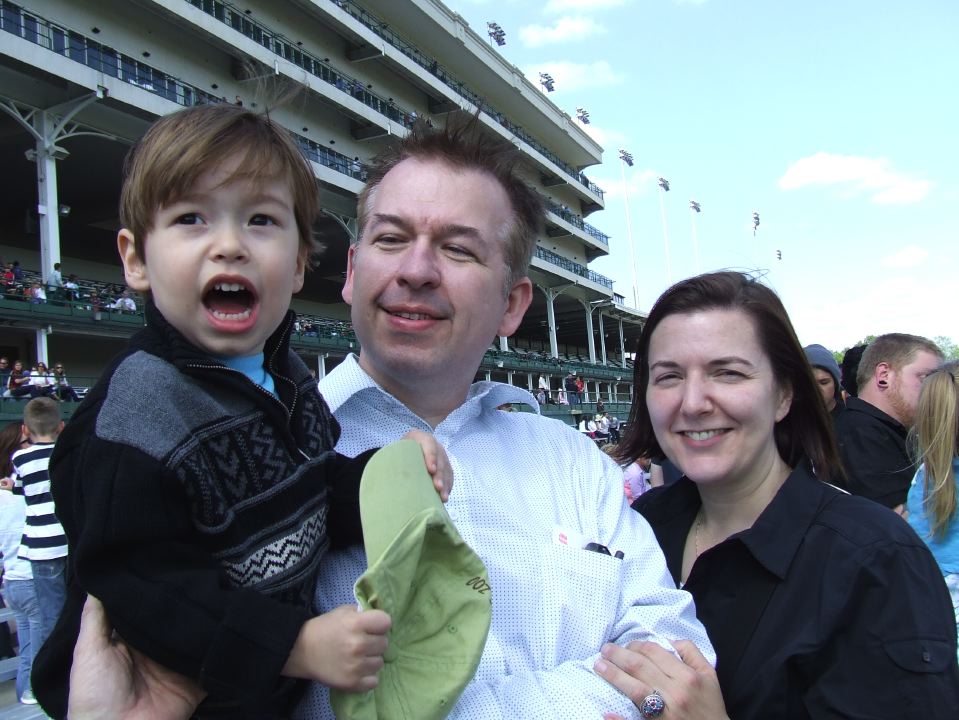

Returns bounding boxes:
[137,300,296,376]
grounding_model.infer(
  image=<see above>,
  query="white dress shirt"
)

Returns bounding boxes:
[296,355,713,720]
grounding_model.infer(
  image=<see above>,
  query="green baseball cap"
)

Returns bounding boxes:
[330,439,492,720]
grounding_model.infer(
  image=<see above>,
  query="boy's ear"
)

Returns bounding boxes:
[117,229,150,292]
[292,245,308,294]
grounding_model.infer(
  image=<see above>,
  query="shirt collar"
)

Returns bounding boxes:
[844,396,907,435]
[739,462,828,579]
[319,354,540,429]
[640,462,829,581]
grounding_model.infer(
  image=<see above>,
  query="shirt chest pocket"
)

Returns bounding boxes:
[533,543,624,655]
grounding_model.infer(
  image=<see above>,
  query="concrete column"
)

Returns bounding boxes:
[598,311,608,365]
[619,318,627,369]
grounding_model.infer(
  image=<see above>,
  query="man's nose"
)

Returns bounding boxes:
[396,240,441,288]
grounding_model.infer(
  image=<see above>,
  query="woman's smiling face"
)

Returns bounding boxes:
[646,308,793,490]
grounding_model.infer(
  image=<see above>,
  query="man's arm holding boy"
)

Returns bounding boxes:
[447,452,712,719]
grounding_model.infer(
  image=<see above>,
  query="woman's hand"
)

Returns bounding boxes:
[594,640,730,720]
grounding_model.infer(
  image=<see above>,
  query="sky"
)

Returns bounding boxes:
[444,0,959,353]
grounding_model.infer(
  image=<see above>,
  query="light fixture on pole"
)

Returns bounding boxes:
[486,22,506,46]
[689,200,701,274]
[656,177,673,283]
[538,72,555,92]
[618,149,640,311]
[575,107,590,124]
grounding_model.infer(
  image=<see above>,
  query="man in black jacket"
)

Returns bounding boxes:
[834,333,943,510]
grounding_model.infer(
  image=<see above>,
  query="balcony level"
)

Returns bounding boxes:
[294,0,605,215]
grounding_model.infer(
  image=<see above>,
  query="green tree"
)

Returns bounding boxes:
[934,336,959,360]
[834,335,877,364]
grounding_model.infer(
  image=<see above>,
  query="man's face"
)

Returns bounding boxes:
[811,367,837,411]
[343,157,532,401]
[887,349,942,427]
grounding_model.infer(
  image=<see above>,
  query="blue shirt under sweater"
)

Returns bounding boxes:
[217,352,276,397]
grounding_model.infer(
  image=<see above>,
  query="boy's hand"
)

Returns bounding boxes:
[282,605,391,691]
[402,429,453,502]
[0,477,13,491]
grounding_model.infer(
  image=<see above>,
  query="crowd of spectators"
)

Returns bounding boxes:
[2,357,84,403]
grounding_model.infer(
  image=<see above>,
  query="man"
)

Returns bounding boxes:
[108,290,137,313]
[803,343,844,417]
[564,371,580,404]
[295,119,712,718]
[834,333,943,509]
[0,356,10,396]
[61,119,712,719]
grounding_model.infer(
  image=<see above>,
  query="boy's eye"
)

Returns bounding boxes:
[249,214,276,226]
[175,213,203,225]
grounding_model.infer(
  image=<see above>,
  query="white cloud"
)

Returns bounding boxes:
[880,245,929,269]
[778,152,931,205]
[871,180,932,205]
[578,123,626,149]
[543,0,628,12]
[523,60,624,92]
[592,168,657,201]
[519,16,605,47]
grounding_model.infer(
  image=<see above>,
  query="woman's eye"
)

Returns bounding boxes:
[717,369,745,379]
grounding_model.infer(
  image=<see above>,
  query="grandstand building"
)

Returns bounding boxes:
[0,0,645,423]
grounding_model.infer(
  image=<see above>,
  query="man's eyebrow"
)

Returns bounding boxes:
[368,213,483,241]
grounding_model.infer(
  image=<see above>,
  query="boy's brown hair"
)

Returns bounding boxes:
[23,397,62,439]
[119,103,321,264]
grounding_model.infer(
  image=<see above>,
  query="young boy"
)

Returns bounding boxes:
[5,398,68,663]
[31,104,449,719]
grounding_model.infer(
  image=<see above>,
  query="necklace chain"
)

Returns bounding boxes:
[694,510,705,559]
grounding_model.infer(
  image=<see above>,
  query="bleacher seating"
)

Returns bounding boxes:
[1,264,633,424]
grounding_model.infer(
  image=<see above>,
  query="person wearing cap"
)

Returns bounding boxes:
[298,117,713,719]
[803,343,844,419]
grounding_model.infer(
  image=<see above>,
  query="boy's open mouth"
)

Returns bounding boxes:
[204,281,256,321]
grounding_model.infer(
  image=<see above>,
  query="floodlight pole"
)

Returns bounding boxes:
[619,151,640,311]
[657,179,672,284]
[689,201,701,274]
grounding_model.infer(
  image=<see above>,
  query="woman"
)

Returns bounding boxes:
[595,272,958,719]
[7,361,39,399]
[907,361,959,657]
[27,362,58,399]
[52,363,80,403]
